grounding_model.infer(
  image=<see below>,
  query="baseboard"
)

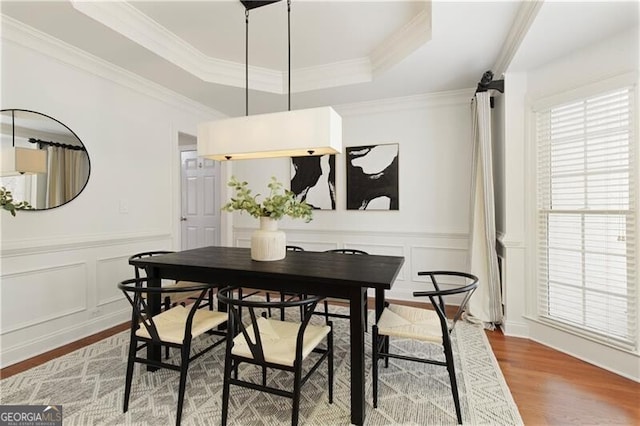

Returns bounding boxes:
[0,309,129,369]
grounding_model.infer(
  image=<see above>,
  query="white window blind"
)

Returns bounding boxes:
[536,87,637,350]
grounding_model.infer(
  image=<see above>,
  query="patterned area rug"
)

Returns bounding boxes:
[1,307,522,425]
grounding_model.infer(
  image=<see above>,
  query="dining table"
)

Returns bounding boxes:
[129,245,404,425]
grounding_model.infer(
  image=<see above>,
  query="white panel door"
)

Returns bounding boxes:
[181,150,219,250]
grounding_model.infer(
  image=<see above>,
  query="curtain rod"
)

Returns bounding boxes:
[28,137,86,151]
[475,70,504,94]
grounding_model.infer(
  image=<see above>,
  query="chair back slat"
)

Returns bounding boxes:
[450,285,477,328]
[238,304,267,364]
[413,271,479,333]
[325,248,368,255]
[218,286,323,365]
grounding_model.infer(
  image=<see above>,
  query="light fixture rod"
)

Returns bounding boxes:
[11,110,15,147]
[287,0,291,111]
[197,0,342,161]
[245,9,250,117]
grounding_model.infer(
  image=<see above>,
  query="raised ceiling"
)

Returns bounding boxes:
[1,1,638,117]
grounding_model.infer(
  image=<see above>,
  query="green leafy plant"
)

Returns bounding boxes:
[222,176,313,222]
[1,186,33,216]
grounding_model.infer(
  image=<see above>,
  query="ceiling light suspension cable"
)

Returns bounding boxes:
[245,8,250,117]
[196,0,342,161]
[287,0,291,112]
[11,110,15,147]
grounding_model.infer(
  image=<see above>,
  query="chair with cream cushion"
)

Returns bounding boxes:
[118,278,227,426]
[217,286,333,426]
[372,271,478,425]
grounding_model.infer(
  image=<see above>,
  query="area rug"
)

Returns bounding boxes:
[0,307,522,425]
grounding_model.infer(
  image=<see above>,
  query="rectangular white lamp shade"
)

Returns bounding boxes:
[1,146,47,176]
[197,106,342,161]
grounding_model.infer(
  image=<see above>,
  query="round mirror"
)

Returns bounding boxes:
[1,109,90,210]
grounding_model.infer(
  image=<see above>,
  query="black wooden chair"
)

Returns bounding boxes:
[312,249,370,329]
[372,271,479,424]
[129,251,215,310]
[218,286,333,426]
[129,250,217,359]
[118,278,227,426]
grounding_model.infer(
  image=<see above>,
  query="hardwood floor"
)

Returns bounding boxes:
[2,313,639,425]
[0,323,128,379]
[486,330,640,425]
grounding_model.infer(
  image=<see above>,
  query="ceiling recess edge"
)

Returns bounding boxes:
[70,0,433,95]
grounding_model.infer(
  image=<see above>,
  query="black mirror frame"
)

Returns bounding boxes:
[0,108,91,211]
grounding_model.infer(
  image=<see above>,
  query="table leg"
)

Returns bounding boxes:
[145,269,161,371]
[375,287,389,368]
[375,288,385,321]
[350,287,366,425]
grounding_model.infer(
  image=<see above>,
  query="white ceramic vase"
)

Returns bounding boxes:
[251,217,286,261]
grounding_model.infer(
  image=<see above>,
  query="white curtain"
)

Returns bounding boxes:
[467,92,502,326]
[46,146,89,208]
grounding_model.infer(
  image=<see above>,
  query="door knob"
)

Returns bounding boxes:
[180,217,187,221]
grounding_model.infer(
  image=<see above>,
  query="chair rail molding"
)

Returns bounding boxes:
[1,231,172,257]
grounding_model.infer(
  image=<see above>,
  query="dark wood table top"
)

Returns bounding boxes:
[130,245,404,425]
[130,246,404,290]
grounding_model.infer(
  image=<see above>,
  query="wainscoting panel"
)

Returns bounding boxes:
[0,262,88,334]
[232,227,469,301]
[410,246,468,279]
[0,232,173,368]
[96,254,134,307]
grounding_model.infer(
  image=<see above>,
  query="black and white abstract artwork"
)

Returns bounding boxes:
[290,154,336,210]
[346,144,399,210]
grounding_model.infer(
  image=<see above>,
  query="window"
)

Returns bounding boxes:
[536,85,637,350]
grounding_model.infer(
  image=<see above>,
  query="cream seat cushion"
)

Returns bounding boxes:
[232,317,330,367]
[377,304,444,343]
[136,304,227,344]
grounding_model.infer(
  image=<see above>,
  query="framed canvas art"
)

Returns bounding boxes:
[290,154,336,210]
[346,144,399,210]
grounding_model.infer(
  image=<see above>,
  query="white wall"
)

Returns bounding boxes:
[225,91,474,301]
[502,27,640,380]
[0,18,477,367]
[0,20,221,367]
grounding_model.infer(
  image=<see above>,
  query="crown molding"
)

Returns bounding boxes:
[1,15,224,119]
[492,0,543,77]
[371,2,432,76]
[334,88,474,116]
[70,0,282,94]
[292,57,372,93]
[70,0,433,95]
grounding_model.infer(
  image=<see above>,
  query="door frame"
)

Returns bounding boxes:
[173,131,233,250]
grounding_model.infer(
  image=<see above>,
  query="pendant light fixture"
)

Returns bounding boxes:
[1,110,47,176]
[197,0,342,161]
